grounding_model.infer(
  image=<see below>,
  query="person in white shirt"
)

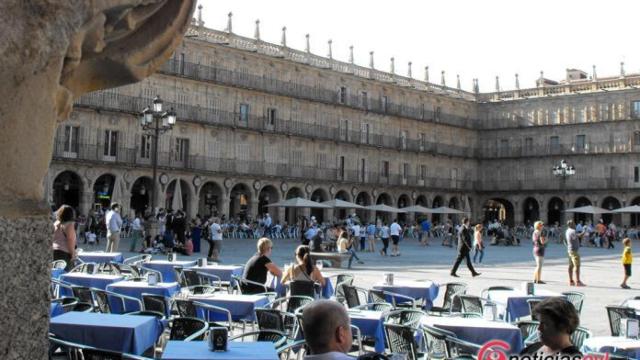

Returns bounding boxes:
[208,217,223,261]
[350,223,360,249]
[389,219,402,256]
[129,212,143,252]
[105,203,123,252]
[302,300,354,360]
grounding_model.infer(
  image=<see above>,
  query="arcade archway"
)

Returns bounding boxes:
[523,197,540,226]
[483,198,514,226]
[130,176,152,215]
[198,181,223,218]
[52,171,83,211]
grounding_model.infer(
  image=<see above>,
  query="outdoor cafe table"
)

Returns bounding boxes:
[268,273,334,299]
[58,273,125,297]
[50,301,64,317]
[190,264,244,282]
[49,312,162,355]
[422,316,524,354]
[77,251,124,264]
[51,268,65,279]
[145,259,197,282]
[106,280,180,315]
[161,341,279,360]
[189,293,269,322]
[582,336,640,359]
[373,279,439,309]
[486,288,563,322]
[348,309,386,353]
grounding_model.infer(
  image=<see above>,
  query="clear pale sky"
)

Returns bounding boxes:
[198,0,637,93]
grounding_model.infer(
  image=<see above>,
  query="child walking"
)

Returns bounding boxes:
[621,238,632,289]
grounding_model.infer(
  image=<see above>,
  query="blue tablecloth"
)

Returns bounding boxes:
[161,341,279,360]
[51,268,65,279]
[423,316,523,354]
[349,309,386,353]
[60,273,125,289]
[50,302,64,317]
[106,280,180,315]
[582,336,640,359]
[189,294,269,322]
[145,260,196,282]
[49,312,162,355]
[487,289,562,322]
[191,264,244,282]
[373,280,439,309]
[78,252,124,264]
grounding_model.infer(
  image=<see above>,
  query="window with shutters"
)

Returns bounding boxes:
[140,134,151,159]
[361,123,370,144]
[420,165,427,180]
[338,156,345,179]
[63,125,79,155]
[575,135,586,151]
[382,95,388,112]
[550,136,560,153]
[402,163,410,179]
[400,130,407,150]
[419,133,426,150]
[633,131,640,146]
[360,159,366,182]
[103,130,118,159]
[381,160,389,178]
[339,86,347,104]
[174,138,189,162]
[632,101,640,119]
[361,91,368,109]
[266,108,276,129]
[315,153,327,169]
[239,103,250,125]
[340,119,349,141]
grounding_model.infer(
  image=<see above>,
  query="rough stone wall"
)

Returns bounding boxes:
[0,215,51,360]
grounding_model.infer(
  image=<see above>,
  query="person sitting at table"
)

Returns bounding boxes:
[282,245,326,286]
[242,237,282,294]
[520,297,582,356]
[302,299,353,360]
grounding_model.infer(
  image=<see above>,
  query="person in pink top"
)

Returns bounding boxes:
[52,205,77,271]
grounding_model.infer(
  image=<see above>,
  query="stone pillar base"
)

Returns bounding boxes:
[0,213,50,360]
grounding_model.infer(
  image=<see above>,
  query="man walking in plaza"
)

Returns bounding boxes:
[105,203,123,252]
[420,217,431,246]
[208,217,223,261]
[450,217,481,277]
[390,219,402,256]
[566,220,585,286]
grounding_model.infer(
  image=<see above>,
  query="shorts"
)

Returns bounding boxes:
[568,251,580,268]
[391,235,400,245]
[624,264,632,277]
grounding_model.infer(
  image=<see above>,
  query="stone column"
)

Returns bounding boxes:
[0,2,195,358]
[79,191,94,216]
[250,198,259,221]
[220,194,230,220]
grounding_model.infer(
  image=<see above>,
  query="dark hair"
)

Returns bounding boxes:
[533,297,579,335]
[110,202,120,210]
[296,245,314,275]
[56,205,75,223]
[462,217,469,224]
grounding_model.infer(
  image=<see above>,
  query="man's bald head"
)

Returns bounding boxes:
[302,300,352,354]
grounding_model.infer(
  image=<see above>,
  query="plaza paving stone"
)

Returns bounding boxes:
[84,234,637,337]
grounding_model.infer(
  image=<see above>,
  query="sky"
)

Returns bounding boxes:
[197,0,638,93]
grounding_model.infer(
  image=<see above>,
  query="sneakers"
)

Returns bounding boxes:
[450,273,459,277]
[621,284,631,289]
[357,260,364,264]
[472,272,481,277]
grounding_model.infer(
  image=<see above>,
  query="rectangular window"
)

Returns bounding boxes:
[338,156,345,179]
[498,139,509,156]
[179,53,185,75]
[549,110,558,124]
[381,160,389,177]
[266,108,276,128]
[575,108,585,123]
[382,96,389,112]
[635,166,639,183]
[550,136,560,153]
[239,103,250,124]
[632,101,640,119]
[575,134,586,151]
[420,165,427,180]
[400,130,407,149]
[340,119,349,141]
[103,130,118,158]
[63,125,79,154]
[140,134,151,159]
[525,137,533,153]
[360,158,366,182]
[435,106,441,121]
[419,133,426,150]
[402,163,410,179]
[361,91,368,109]
[339,86,347,104]
[633,131,640,146]
[174,138,189,162]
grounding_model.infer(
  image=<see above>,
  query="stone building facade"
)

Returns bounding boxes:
[45,20,640,227]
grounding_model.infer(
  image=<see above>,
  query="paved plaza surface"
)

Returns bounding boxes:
[84,234,637,337]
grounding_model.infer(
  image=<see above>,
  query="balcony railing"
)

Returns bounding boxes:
[157,59,475,129]
[51,140,471,190]
[478,142,635,159]
[475,176,638,192]
[74,91,476,158]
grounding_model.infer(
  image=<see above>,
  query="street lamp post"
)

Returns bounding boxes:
[552,159,575,224]
[139,96,177,216]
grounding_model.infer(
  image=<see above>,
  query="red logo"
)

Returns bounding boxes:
[478,340,511,360]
